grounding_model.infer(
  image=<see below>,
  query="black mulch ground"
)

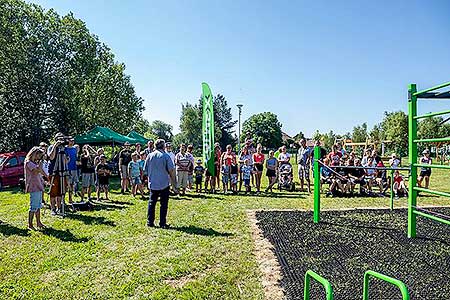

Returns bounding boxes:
[256,208,450,300]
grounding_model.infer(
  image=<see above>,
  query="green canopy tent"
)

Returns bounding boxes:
[74,126,139,146]
[127,130,149,145]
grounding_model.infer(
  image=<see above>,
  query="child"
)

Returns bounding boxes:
[365,157,376,191]
[95,155,111,201]
[194,159,205,193]
[204,168,212,193]
[221,163,230,194]
[418,149,432,189]
[393,170,407,198]
[241,159,253,194]
[230,163,238,194]
[24,147,47,230]
[128,152,144,198]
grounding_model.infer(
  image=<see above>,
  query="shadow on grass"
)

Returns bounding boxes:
[91,201,133,211]
[42,227,89,243]
[65,213,116,226]
[168,225,233,237]
[0,222,30,237]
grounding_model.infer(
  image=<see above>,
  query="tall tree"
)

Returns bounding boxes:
[149,120,173,141]
[241,112,282,149]
[351,123,368,143]
[0,0,144,151]
[380,111,408,156]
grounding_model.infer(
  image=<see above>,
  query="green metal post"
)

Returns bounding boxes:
[363,270,409,300]
[313,146,320,223]
[389,170,394,210]
[408,84,418,238]
[304,270,333,300]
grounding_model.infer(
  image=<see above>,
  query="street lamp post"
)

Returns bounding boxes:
[237,104,243,153]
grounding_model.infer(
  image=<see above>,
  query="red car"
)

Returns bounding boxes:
[0,152,27,191]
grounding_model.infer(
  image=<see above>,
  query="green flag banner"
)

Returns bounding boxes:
[202,82,215,177]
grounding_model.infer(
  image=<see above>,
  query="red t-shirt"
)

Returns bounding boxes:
[253,153,265,164]
[328,151,342,166]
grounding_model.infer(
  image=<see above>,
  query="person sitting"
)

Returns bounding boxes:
[328,144,342,167]
[365,157,376,192]
[375,157,387,194]
[389,153,401,169]
[349,158,366,194]
[393,170,407,198]
[320,158,333,192]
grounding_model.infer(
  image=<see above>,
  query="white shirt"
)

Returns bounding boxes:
[278,152,291,163]
[167,151,175,165]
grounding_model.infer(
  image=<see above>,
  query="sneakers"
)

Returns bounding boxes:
[51,209,57,216]
[147,223,155,228]
[160,224,171,229]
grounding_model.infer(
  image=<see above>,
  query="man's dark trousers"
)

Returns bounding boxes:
[147,187,170,226]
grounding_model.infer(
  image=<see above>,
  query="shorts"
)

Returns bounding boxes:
[266,169,276,177]
[188,175,193,185]
[298,164,310,180]
[420,169,431,177]
[98,184,109,190]
[230,174,238,185]
[195,176,203,185]
[29,191,43,212]
[68,170,79,186]
[254,164,263,172]
[177,170,189,188]
[82,173,95,188]
[49,175,66,197]
[244,178,250,186]
[222,174,229,184]
[131,176,142,185]
[120,165,129,179]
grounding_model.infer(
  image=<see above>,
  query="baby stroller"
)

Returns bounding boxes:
[278,163,295,192]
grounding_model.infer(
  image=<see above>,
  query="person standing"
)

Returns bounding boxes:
[118,142,132,194]
[144,140,154,155]
[47,133,68,216]
[80,144,96,201]
[265,150,278,193]
[64,138,78,204]
[213,143,222,192]
[165,142,175,165]
[418,149,432,189]
[144,139,177,228]
[221,145,236,192]
[186,144,195,191]
[175,144,192,195]
[238,146,252,192]
[95,155,111,201]
[297,139,312,192]
[252,144,265,194]
[24,147,47,230]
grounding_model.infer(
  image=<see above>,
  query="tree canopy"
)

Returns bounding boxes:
[0,0,144,151]
[242,112,282,149]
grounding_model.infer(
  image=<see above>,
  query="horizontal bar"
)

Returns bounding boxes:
[414,109,450,120]
[413,209,450,226]
[416,91,450,99]
[363,270,409,300]
[319,163,410,171]
[413,163,450,170]
[414,137,450,143]
[414,81,450,96]
[414,187,450,198]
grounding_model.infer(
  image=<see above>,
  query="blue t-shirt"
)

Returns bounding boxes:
[128,161,141,178]
[242,165,252,180]
[144,150,175,190]
[65,147,78,171]
[138,159,146,175]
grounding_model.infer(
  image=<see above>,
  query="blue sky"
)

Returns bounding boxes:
[29,0,450,137]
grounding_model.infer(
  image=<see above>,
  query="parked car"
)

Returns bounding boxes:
[0,152,27,191]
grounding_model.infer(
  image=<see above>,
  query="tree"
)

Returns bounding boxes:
[241,112,282,149]
[0,0,144,152]
[133,117,151,136]
[149,120,173,141]
[351,123,368,143]
[293,131,305,142]
[380,111,408,156]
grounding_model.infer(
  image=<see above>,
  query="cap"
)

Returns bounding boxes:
[124,142,130,146]
[422,149,430,154]
[196,159,202,163]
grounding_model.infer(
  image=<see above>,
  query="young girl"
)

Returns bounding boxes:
[265,150,278,193]
[241,159,253,194]
[24,147,47,230]
[96,155,111,201]
[393,170,407,198]
[128,153,144,198]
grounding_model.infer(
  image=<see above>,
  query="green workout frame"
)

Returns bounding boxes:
[408,81,450,238]
[304,270,333,300]
[363,270,409,300]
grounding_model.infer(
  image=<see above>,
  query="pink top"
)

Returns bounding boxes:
[24,160,44,193]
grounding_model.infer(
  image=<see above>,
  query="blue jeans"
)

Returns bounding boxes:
[147,187,170,226]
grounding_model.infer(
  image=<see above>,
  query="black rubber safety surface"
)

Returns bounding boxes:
[256,208,450,300]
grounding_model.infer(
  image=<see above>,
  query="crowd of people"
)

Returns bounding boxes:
[319,144,432,198]
[22,132,433,230]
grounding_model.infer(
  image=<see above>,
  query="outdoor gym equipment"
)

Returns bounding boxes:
[408,81,450,238]
[312,146,409,223]
[363,270,409,300]
[303,270,333,300]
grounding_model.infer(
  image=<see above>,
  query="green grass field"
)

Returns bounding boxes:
[0,165,448,300]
